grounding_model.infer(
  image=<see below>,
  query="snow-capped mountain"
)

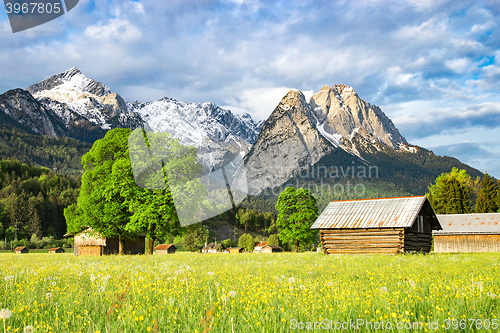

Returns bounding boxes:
[128,97,260,171]
[0,67,261,170]
[234,85,421,195]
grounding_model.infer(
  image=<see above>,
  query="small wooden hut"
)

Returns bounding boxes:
[48,247,65,253]
[253,242,268,253]
[433,213,500,252]
[66,227,146,255]
[154,244,176,254]
[14,246,29,254]
[201,243,224,253]
[227,247,243,254]
[261,245,283,253]
[311,196,441,254]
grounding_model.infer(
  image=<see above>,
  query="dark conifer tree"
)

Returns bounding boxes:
[475,173,498,213]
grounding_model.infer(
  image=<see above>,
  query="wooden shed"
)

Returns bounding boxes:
[262,245,283,253]
[154,244,176,254]
[48,247,65,253]
[311,196,441,254]
[202,243,224,253]
[433,213,500,252]
[14,246,29,254]
[227,247,243,254]
[253,242,268,253]
[67,228,146,255]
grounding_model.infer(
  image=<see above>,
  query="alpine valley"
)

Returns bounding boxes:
[0,68,483,209]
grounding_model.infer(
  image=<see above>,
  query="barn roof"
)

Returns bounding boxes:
[14,246,28,251]
[202,243,224,250]
[154,244,176,250]
[434,213,500,235]
[311,196,438,229]
[262,245,283,249]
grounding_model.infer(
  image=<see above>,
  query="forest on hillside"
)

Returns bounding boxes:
[0,114,91,170]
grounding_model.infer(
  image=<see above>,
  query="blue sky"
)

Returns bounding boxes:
[1,0,499,178]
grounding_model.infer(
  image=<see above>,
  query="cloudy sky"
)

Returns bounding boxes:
[1,0,499,177]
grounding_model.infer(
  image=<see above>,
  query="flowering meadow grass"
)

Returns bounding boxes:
[0,252,499,332]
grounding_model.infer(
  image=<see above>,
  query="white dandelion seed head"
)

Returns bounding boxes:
[78,272,83,276]
[0,308,12,319]
[215,282,219,287]
[289,277,295,283]
[51,282,56,286]
[23,325,35,333]
[46,292,52,298]
[207,272,214,276]
[48,276,52,280]
[186,266,191,271]
[90,276,95,282]
[99,286,105,293]
[380,287,388,293]
[229,291,236,297]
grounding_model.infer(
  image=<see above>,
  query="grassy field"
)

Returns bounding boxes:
[0,253,499,332]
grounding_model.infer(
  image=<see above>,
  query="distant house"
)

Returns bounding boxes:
[227,247,243,254]
[262,245,283,253]
[202,243,224,253]
[14,246,29,254]
[253,242,268,253]
[154,244,176,254]
[65,227,146,255]
[311,196,441,254]
[433,213,500,253]
[48,247,65,254]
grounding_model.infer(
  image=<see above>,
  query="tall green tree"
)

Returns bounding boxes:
[126,129,205,254]
[475,172,498,213]
[182,223,208,252]
[427,168,473,214]
[275,187,318,252]
[65,128,205,255]
[64,129,136,254]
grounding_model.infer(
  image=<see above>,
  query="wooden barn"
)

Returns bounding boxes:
[262,245,283,253]
[202,243,224,253]
[154,244,176,254]
[67,228,146,255]
[226,247,243,254]
[253,242,268,253]
[433,213,500,252]
[14,246,29,254]
[311,196,441,254]
[48,247,65,253]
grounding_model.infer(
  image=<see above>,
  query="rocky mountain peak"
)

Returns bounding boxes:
[234,84,419,195]
[27,67,111,98]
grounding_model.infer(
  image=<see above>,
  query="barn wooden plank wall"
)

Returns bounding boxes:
[404,232,432,252]
[320,229,433,254]
[434,234,500,252]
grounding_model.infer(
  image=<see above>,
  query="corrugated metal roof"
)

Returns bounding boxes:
[311,196,428,229]
[434,213,500,234]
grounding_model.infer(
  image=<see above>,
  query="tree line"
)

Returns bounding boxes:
[427,167,500,214]
[0,159,80,245]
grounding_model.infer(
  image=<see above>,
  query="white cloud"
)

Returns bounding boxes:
[84,19,142,42]
[445,58,472,73]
